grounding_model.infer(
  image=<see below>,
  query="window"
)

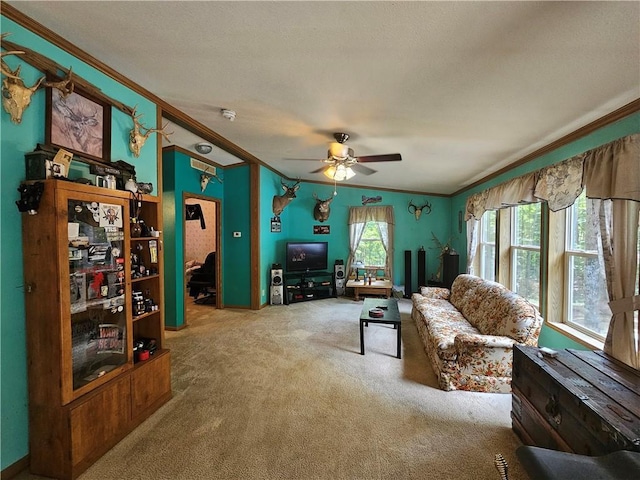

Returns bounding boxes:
[479,210,496,281]
[511,203,541,307]
[355,221,387,268]
[347,206,394,279]
[564,192,609,339]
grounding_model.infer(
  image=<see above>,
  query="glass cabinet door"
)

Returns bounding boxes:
[67,198,128,391]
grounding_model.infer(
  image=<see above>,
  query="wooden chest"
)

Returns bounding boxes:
[511,345,640,455]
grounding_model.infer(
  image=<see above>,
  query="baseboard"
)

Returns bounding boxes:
[165,324,188,331]
[1,455,29,480]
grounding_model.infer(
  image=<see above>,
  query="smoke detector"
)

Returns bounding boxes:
[195,142,213,155]
[221,109,236,121]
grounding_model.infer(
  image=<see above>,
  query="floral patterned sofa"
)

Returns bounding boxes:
[411,274,542,393]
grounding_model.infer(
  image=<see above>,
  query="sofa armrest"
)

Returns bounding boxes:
[454,333,516,350]
[419,286,450,300]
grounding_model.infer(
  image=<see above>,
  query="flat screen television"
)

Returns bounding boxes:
[285,241,328,273]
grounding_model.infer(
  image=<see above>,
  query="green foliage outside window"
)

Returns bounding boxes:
[355,222,386,267]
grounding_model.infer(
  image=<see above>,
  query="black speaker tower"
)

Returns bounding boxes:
[404,250,412,298]
[417,248,426,289]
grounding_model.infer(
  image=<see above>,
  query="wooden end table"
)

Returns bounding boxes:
[359,298,401,358]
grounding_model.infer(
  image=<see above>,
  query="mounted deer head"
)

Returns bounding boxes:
[1,63,45,124]
[313,192,334,222]
[272,179,300,217]
[128,106,173,157]
[408,199,432,221]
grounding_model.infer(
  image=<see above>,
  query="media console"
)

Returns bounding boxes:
[283,271,336,304]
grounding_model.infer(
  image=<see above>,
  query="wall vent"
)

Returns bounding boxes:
[190,158,215,175]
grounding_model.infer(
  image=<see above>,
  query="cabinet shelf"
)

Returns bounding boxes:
[283,271,335,304]
[21,179,170,480]
[133,310,160,322]
[131,273,160,283]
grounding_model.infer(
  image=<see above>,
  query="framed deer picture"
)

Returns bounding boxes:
[46,83,111,163]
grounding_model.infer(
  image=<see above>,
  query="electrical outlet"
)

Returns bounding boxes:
[233,231,241,238]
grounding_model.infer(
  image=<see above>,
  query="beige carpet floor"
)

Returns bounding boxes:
[16,297,529,480]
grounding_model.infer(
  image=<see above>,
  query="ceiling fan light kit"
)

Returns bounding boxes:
[324,164,355,181]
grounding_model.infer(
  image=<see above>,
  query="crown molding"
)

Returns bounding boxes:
[452,98,640,197]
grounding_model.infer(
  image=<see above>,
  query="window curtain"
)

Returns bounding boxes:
[465,172,537,273]
[464,133,639,368]
[583,134,640,369]
[347,206,395,279]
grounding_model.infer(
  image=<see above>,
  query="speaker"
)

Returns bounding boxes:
[270,285,284,305]
[443,254,460,289]
[417,248,426,288]
[404,250,412,298]
[271,268,283,286]
[334,261,345,296]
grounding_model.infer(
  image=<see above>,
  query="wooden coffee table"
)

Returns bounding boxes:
[359,298,401,358]
[346,279,392,300]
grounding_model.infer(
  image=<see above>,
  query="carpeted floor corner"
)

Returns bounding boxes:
[16,297,530,480]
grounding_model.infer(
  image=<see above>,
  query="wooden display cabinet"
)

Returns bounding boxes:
[21,179,171,480]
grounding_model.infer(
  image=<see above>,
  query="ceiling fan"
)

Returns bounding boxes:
[309,132,402,181]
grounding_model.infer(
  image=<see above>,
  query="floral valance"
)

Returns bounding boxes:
[466,133,639,220]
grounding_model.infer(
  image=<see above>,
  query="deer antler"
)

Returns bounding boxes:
[43,66,75,98]
[128,105,174,157]
[1,33,24,80]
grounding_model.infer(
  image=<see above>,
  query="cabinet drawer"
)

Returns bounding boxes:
[131,350,171,419]
[70,375,131,466]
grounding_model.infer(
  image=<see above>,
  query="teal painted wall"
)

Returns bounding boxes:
[451,113,640,350]
[260,172,452,302]
[260,168,285,304]
[223,166,252,306]
[161,149,224,327]
[0,15,159,470]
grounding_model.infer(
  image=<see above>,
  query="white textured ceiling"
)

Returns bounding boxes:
[5,1,640,194]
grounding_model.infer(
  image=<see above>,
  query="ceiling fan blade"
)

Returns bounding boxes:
[283,157,327,162]
[310,166,328,174]
[351,163,377,175]
[356,153,402,163]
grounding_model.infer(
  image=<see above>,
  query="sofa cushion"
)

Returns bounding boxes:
[449,274,540,344]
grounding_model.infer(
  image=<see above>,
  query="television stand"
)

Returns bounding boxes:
[283,271,336,304]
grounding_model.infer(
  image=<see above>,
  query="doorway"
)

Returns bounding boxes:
[183,194,221,325]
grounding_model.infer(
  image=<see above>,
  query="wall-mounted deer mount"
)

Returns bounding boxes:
[42,66,75,99]
[1,62,45,124]
[200,167,222,192]
[128,106,173,157]
[272,179,300,217]
[408,199,432,221]
[313,192,334,222]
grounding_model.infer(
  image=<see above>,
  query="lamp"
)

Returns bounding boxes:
[324,164,356,181]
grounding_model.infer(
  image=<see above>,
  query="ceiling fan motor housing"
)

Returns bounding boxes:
[329,142,350,159]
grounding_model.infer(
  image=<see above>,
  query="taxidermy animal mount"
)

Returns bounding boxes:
[272,178,300,216]
[200,167,222,192]
[1,45,44,123]
[128,106,173,157]
[408,199,432,221]
[313,192,334,222]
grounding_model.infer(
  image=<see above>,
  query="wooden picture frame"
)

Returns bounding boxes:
[46,83,111,163]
